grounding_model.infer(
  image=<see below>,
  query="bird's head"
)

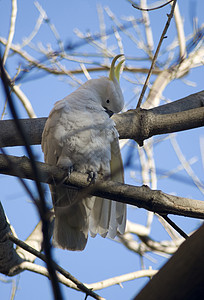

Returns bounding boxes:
[101,54,125,117]
[82,55,125,117]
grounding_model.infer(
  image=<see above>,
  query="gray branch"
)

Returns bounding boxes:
[115,90,204,145]
[0,201,53,276]
[0,91,203,148]
[0,202,102,299]
[0,154,204,219]
[134,224,204,300]
[0,201,23,276]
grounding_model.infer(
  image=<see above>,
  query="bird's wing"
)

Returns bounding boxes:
[89,133,126,239]
[42,102,95,250]
[41,107,62,166]
[110,135,126,235]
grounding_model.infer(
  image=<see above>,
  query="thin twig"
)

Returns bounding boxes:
[136,0,177,108]
[170,134,204,195]
[140,0,154,53]
[19,8,44,49]
[17,259,158,292]
[2,0,17,65]
[160,215,189,239]
[0,147,38,206]
[5,70,36,118]
[88,269,158,290]
[173,2,186,59]
[7,233,104,300]
[132,0,174,12]
[35,2,64,51]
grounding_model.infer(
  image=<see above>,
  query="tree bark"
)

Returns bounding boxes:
[0,90,203,147]
[134,224,204,300]
[0,154,204,219]
[0,201,23,275]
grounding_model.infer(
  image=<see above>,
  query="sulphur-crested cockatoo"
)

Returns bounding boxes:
[42,54,126,250]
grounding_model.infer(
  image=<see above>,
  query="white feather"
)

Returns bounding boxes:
[42,73,126,250]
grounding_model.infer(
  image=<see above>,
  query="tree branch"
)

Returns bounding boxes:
[20,260,157,292]
[87,269,158,291]
[0,37,161,76]
[119,220,184,255]
[7,233,103,300]
[0,154,204,219]
[173,2,186,59]
[136,0,177,108]
[0,90,203,148]
[115,103,204,146]
[0,201,156,296]
[0,201,23,276]
[134,224,204,300]
[2,0,17,65]
[0,201,102,299]
[16,217,53,263]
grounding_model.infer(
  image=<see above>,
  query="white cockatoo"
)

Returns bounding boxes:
[41,54,126,250]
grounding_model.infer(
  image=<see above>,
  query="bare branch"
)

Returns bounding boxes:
[19,8,44,48]
[118,229,183,255]
[0,37,161,77]
[20,260,157,292]
[2,0,17,65]
[0,201,23,276]
[115,98,204,146]
[0,154,204,219]
[134,224,204,300]
[88,269,158,290]
[5,70,37,118]
[132,0,174,12]
[170,135,204,195]
[136,0,177,108]
[173,2,186,59]
[0,117,46,147]
[0,91,203,148]
[16,221,47,262]
[7,233,104,300]
[140,0,154,53]
[143,38,204,108]
[35,2,65,52]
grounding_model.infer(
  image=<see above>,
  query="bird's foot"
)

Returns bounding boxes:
[56,165,74,187]
[87,171,97,184]
[67,165,74,178]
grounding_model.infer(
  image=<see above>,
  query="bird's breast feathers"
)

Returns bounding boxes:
[42,98,118,174]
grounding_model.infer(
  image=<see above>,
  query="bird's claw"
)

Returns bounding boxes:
[87,171,97,183]
[57,165,74,186]
[67,165,74,178]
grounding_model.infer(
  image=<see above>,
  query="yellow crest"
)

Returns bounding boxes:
[109,54,125,82]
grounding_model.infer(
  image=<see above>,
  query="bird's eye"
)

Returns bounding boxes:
[106,99,110,104]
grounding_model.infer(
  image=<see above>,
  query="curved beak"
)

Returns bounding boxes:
[104,107,113,117]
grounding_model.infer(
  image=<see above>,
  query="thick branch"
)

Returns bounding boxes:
[0,154,204,219]
[7,233,103,300]
[0,91,203,148]
[134,224,204,300]
[0,117,46,147]
[0,204,102,299]
[0,201,23,276]
[115,104,204,146]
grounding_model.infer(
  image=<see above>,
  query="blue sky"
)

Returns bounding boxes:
[0,1,204,299]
